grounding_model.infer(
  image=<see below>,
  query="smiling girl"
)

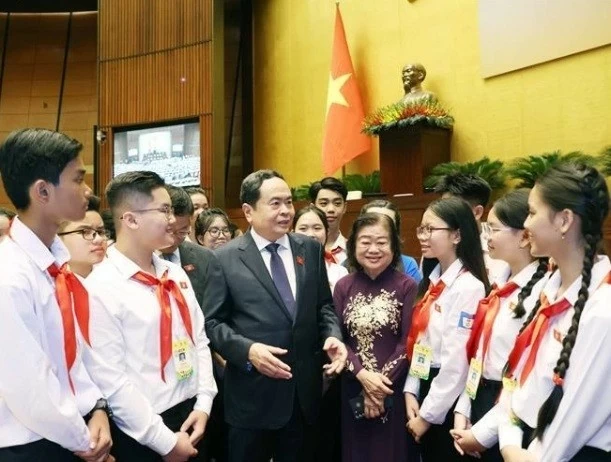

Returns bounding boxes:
[404,197,489,461]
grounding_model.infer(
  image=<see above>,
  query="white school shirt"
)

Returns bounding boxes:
[327,233,348,265]
[497,255,611,460]
[403,259,486,424]
[0,217,99,451]
[85,246,217,419]
[250,229,297,298]
[327,261,348,295]
[455,261,547,420]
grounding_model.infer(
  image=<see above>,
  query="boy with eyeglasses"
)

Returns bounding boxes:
[85,171,217,461]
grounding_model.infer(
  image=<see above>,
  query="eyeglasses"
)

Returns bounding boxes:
[416,225,452,239]
[123,205,175,220]
[58,227,107,241]
[481,222,512,237]
[207,227,232,238]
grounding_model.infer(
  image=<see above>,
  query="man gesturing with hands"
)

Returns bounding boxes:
[204,170,346,462]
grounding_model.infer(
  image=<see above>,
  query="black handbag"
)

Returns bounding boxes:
[348,394,393,420]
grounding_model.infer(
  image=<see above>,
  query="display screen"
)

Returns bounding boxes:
[113,121,200,187]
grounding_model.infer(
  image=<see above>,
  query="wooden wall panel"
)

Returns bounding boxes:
[0,13,98,209]
[99,43,212,126]
[97,0,215,202]
[99,0,211,60]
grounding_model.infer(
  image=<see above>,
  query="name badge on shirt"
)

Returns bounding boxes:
[173,338,194,381]
[502,376,517,393]
[466,358,483,400]
[458,311,475,330]
[409,344,432,380]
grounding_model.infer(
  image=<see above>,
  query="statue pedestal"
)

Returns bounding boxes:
[379,124,451,195]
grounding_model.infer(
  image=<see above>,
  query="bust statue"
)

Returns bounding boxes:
[400,63,436,104]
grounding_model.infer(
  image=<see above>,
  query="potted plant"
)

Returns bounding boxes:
[424,157,506,192]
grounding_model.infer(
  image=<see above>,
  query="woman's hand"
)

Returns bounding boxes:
[355,369,393,399]
[450,428,485,458]
[406,415,431,443]
[363,393,384,419]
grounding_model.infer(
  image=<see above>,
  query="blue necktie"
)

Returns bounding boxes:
[266,243,296,319]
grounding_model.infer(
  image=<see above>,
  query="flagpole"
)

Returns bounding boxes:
[341,165,346,179]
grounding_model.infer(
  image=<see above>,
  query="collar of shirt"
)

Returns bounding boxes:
[510,260,541,288]
[429,258,464,287]
[10,216,71,272]
[328,233,347,251]
[542,255,611,306]
[106,245,173,280]
[250,228,291,253]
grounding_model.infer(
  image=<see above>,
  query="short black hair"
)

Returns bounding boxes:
[434,173,491,208]
[0,128,83,210]
[309,177,348,202]
[87,195,101,213]
[167,185,194,217]
[346,213,402,272]
[184,186,208,199]
[100,209,116,242]
[0,207,16,219]
[105,171,166,213]
[240,169,284,206]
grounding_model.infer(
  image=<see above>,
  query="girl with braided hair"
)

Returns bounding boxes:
[450,189,549,461]
[498,163,611,462]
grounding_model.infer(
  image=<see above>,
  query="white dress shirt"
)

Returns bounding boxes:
[327,233,348,265]
[327,261,348,295]
[403,259,486,424]
[0,217,100,451]
[85,247,217,434]
[496,256,611,460]
[455,261,547,419]
[250,229,297,299]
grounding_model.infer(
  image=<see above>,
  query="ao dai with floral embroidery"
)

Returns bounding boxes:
[335,267,419,462]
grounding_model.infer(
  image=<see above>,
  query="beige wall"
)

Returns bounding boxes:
[252,0,611,187]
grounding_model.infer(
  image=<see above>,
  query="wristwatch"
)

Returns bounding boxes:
[88,398,113,418]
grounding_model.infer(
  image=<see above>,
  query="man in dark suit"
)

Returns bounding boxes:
[161,185,227,462]
[204,170,347,462]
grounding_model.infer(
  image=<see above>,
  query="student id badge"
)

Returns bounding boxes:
[466,359,483,400]
[502,376,517,393]
[173,338,194,381]
[409,344,432,380]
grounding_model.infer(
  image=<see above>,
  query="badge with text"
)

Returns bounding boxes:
[502,376,517,393]
[458,311,475,330]
[173,338,194,381]
[466,358,483,400]
[409,344,433,380]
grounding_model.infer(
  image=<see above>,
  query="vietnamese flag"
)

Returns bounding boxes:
[322,5,371,176]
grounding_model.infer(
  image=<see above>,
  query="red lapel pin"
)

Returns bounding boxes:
[183,264,195,272]
[296,256,304,265]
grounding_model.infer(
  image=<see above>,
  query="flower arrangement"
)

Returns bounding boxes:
[362,96,454,136]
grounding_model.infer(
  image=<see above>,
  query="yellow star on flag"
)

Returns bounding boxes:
[326,72,352,118]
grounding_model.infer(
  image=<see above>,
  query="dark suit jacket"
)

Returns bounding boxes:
[177,240,214,309]
[203,231,342,429]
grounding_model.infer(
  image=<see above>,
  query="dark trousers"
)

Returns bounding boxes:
[0,438,81,462]
[227,396,312,462]
[469,377,503,462]
[418,368,467,462]
[110,396,208,461]
[314,377,341,462]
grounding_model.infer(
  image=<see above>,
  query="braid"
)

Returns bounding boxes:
[534,234,597,439]
[513,258,549,318]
